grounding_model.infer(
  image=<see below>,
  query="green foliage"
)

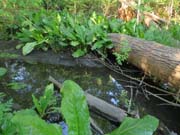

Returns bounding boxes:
[7,82,27,90]
[32,83,56,117]
[0,93,15,134]
[0,68,7,77]
[106,115,159,135]
[0,0,44,39]
[60,80,92,135]
[0,80,159,135]
[169,23,180,41]
[144,25,179,47]
[11,109,62,135]
[16,11,114,59]
[22,42,39,55]
[113,40,131,65]
[0,53,19,59]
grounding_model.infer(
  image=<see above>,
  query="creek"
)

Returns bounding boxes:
[0,41,180,134]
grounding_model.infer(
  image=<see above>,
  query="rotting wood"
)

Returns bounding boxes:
[108,33,180,91]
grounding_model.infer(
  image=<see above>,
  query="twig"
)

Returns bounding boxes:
[48,76,61,88]
[145,90,180,108]
[139,74,146,86]
[128,87,133,113]
[98,58,176,96]
[96,57,180,107]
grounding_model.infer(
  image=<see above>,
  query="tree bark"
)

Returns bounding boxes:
[108,33,180,91]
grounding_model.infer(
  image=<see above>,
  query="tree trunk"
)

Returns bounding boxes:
[108,33,180,91]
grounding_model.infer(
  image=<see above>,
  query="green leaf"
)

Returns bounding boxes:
[0,67,7,77]
[32,95,42,115]
[70,41,80,47]
[32,83,55,117]
[75,25,86,44]
[107,115,159,135]
[91,40,105,50]
[60,80,92,135]
[7,82,27,90]
[11,109,62,135]
[22,42,38,55]
[72,49,86,58]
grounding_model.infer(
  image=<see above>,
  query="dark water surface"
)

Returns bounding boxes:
[0,59,180,134]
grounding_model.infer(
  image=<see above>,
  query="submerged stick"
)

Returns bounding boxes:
[90,118,104,135]
[48,76,127,123]
[85,93,127,123]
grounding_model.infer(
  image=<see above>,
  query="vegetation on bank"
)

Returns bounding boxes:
[0,0,180,65]
[0,0,180,134]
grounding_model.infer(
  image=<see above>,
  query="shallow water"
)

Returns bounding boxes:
[0,59,180,134]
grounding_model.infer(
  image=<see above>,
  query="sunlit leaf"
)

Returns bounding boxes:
[22,42,38,55]
[60,80,92,135]
[11,109,62,135]
[72,49,86,58]
[107,115,159,135]
[70,41,80,47]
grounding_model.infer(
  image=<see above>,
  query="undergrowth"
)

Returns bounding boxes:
[0,0,180,65]
[0,81,159,135]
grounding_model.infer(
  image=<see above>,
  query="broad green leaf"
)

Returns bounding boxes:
[11,109,62,135]
[107,115,159,135]
[0,67,7,77]
[22,42,38,55]
[72,49,86,58]
[7,82,27,90]
[60,80,92,135]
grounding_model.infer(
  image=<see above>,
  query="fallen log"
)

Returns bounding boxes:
[108,33,180,91]
[48,76,127,123]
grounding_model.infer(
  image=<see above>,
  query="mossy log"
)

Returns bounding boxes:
[108,33,180,90]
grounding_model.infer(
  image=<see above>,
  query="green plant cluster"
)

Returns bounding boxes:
[0,80,159,135]
[1,0,180,65]
[0,0,44,39]
[14,10,180,65]
[16,10,128,60]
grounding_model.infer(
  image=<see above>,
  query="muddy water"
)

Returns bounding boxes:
[0,59,180,134]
